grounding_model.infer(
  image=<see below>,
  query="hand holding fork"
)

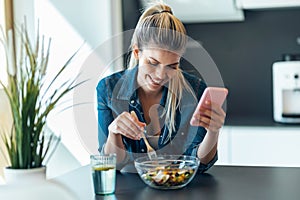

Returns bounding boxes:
[130,111,157,159]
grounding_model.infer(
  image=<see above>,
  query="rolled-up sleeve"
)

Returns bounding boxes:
[197,151,218,173]
[185,127,218,173]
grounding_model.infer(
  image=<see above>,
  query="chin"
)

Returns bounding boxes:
[147,84,162,92]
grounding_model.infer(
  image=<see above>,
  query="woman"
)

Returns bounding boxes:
[96,2,226,172]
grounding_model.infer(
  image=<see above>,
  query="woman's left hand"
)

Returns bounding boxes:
[190,100,226,133]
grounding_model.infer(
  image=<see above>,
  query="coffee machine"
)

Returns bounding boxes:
[272,56,300,123]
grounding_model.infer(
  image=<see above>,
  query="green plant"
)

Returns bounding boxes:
[0,22,81,169]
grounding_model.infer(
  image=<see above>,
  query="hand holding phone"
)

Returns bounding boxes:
[190,87,228,126]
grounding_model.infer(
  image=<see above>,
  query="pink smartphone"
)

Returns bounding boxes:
[190,87,228,125]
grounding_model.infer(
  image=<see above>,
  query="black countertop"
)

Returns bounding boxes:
[95,165,300,200]
[53,164,300,200]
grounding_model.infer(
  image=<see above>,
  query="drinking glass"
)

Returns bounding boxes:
[90,154,117,195]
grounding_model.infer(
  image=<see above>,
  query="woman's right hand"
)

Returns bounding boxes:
[108,111,145,140]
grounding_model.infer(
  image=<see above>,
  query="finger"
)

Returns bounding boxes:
[191,108,210,126]
[110,112,143,138]
[201,112,224,130]
[116,120,142,140]
[205,105,226,127]
[192,107,212,122]
[196,102,226,125]
[109,123,137,140]
[192,110,224,130]
[197,119,222,133]
[191,101,226,128]
[122,112,145,132]
[119,129,139,140]
[207,101,226,118]
[122,113,144,134]
[196,119,210,130]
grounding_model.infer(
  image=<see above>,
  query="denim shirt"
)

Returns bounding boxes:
[96,66,218,173]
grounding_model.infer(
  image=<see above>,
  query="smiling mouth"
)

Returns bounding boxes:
[148,75,162,86]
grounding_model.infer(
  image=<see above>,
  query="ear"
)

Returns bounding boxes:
[132,44,140,59]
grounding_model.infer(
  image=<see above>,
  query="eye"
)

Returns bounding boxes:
[167,64,178,70]
[148,59,159,66]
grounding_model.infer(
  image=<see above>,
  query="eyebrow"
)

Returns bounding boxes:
[149,56,179,66]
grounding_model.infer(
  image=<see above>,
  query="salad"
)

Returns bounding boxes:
[141,167,195,187]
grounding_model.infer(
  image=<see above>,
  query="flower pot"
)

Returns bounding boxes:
[4,166,46,185]
[1,166,78,200]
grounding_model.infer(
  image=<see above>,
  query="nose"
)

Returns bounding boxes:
[155,65,166,80]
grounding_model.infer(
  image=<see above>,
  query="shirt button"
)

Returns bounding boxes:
[141,149,145,152]
[181,132,185,135]
[130,100,135,104]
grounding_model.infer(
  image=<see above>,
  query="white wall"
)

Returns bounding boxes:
[0,0,9,180]
[0,89,12,179]
[11,0,123,166]
[0,0,7,87]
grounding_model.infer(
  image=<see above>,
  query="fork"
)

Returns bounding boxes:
[142,129,157,160]
[130,111,157,160]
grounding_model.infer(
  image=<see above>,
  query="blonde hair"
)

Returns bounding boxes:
[128,2,196,141]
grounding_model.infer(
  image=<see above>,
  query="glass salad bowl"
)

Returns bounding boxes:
[134,155,200,190]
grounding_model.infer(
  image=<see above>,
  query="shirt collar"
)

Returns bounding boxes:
[115,66,139,101]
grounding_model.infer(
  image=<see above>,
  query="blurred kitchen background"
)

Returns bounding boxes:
[124,0,300,126]
[1,0,300,181]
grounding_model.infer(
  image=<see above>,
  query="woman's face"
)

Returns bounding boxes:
[135,47,181,94]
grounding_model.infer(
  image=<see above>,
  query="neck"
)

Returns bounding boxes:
[138,87,163,99]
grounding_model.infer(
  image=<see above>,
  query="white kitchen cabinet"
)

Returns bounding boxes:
[237,0,300,9]
[216,126,300,167]
[141,0,244,23]
[216,126,232,165]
